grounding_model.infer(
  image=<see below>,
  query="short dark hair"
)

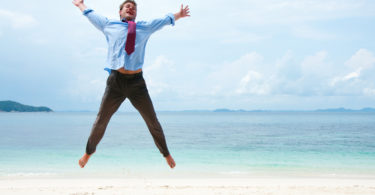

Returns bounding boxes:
[120,0,137,10]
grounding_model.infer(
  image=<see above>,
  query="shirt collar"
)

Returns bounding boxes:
[121,18,135,23]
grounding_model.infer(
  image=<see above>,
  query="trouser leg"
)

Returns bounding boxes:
[86,86,125,154]
[128,79,170,157]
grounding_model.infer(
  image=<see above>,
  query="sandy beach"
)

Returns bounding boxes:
[1,177,375,195]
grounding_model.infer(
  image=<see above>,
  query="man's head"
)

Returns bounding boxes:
[119,0,137,21]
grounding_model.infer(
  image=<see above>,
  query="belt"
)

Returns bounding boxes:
[112,70,143,79]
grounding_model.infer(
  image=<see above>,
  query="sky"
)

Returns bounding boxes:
[1,0,375,111]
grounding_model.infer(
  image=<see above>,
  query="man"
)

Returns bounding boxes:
[72,0,190,169]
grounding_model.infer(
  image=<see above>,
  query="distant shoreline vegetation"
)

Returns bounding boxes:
[0,101,53,112]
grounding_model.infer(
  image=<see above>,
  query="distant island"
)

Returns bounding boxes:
[315,107,375,112]
[0,101,53,112]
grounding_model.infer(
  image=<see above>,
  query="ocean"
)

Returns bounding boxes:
[0,111,374,178]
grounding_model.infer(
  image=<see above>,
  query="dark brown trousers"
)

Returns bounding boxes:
[85,70,170,157]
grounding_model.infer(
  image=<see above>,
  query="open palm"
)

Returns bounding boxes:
[72,0,84,7]
[179,4,190,18]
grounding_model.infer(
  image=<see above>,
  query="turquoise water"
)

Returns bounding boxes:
[0,111,374,178]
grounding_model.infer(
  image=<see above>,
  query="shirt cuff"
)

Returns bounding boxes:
[166,13,175,26]
[82,8,93,15]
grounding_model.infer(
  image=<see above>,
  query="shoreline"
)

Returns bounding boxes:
[2,168,375,180]
[1,177,375,195]
[2,165,375,180]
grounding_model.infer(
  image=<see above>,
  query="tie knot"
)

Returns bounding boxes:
[121,18,135,23]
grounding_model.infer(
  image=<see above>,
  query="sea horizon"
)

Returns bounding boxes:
[3,99,375,113]
[45,107,375,113]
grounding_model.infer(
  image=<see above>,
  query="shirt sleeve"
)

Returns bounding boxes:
[145,13,175,33]
[82,9,109,32]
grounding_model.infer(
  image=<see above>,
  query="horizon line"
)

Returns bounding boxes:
[53,107,375,113]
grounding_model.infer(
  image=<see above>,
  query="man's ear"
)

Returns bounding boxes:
[119,10,122,18]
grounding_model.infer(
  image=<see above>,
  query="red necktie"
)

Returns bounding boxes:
[125,21,136,55]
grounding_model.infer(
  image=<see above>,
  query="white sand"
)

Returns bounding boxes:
[1,177,375,195]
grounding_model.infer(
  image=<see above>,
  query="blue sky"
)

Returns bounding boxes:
[1,0,375,111]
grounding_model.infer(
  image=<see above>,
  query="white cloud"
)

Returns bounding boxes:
[343,71,360,81]
[300,51,334,79]
[204,52,265,95]
[61,48,375,110]
[143,55,177,96]
[197,49,375,98]
[274,51,300,79]
[292,25,336,40]
[330,70,360,87]
[272,51,333,96]
[345,49,375,70]
[329,49,375,96]
[141,49,375,104]
[0,9,38,29]
[236,70,270,95]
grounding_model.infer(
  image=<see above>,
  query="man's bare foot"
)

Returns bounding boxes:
[78,153,92,168]
[165,154,176,168]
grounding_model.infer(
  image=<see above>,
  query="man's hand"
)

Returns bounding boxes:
[174,4,190,21]
[72,0,83,6]
[72,0,87,12]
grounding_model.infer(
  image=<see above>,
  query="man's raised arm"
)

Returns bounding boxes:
[72,0,109,32]
[73,0,87,12]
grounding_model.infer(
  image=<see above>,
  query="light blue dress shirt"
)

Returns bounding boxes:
[83,9,175,71]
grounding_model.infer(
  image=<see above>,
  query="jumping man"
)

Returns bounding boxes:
[73,0,190,169]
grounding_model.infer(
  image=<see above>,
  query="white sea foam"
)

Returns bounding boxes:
[5,172,56,177]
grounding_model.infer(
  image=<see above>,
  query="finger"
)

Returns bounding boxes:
[181,4,183,10]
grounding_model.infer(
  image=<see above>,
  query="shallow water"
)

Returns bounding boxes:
[0,111,374,178]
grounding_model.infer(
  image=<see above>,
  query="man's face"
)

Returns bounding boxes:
[120,2,137,21]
